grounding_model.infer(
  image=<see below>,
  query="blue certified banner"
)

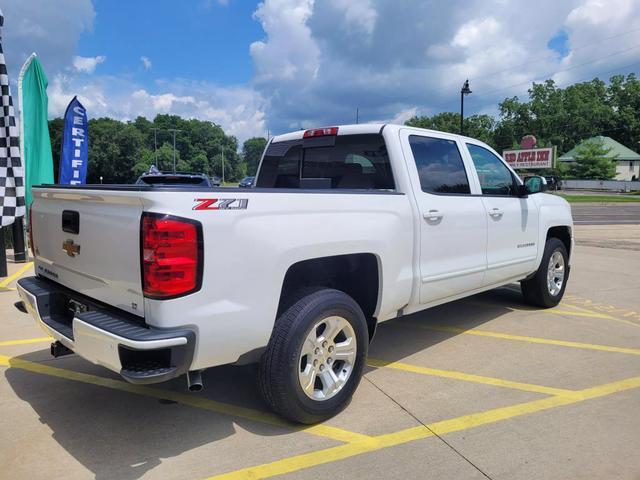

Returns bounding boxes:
[59,96,88,184]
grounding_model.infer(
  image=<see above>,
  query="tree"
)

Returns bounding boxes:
[132,148,156,178]
[405,112,460,134]
[45,72,640,185]
[569,139,617,180]
[48,117,64,181]
[405,113,496,146]
[242,137,268,175]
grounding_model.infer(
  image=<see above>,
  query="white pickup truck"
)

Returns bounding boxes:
[17,124,573,423]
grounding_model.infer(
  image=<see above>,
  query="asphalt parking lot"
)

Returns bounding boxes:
[1,225,639,480]
[571,203,640,225]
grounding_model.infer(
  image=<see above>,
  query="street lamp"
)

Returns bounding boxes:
[460,79,472,135]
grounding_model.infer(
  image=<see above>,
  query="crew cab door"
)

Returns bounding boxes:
[400,130,487,304]
[464,142,539,285]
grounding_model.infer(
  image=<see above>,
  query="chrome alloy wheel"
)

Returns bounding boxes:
[298,315,357,401]
[547,250,565,296]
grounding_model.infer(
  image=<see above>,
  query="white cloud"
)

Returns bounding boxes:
[5,0,640,144]
[390,107,417,125]
[250,0,319,85]
[140,56,152,70]
[1,0,95,80]
[327,0,377,36]
[566,0,633,26]
[47,74,267,143]
[452,17,500,48]
[248,0,640,134]
[72,55,106,73]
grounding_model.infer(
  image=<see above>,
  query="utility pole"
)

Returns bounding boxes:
[221,145,225,184]
[167,129,181,173]
[460,79,472,135]
[356,108,359,124]
[151,128,159,169]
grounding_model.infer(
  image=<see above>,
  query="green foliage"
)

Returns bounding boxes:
[242,137,268,175]
[405,74,640,173]
[557,194,639,203]
[45,74,639,185]
[48,114,248,184]
[569,139,617,180]
[405,113,496,145]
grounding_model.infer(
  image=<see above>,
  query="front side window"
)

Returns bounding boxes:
[467,144,518,196]
[409,135,470,194]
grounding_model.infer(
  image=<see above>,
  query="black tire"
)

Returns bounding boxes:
[521,237,569,308]
[258,288,368,424]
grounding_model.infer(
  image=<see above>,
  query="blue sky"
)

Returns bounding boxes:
[3,0,640,142]
[77,0,262,85]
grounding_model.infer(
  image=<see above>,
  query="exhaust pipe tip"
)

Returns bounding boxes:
[14,301,28,314]
[187,370,204,392]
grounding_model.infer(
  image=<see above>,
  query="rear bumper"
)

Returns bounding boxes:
[16,276,196,384]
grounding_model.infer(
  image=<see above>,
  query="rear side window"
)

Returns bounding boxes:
[256,134,394,190]
[467,144,517,196]
[409,135,470,194]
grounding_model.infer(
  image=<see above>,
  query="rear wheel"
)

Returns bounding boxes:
[521,237,569,308]
[258,288,368,424]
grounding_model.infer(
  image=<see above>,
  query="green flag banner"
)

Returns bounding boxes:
[18,54,54,208]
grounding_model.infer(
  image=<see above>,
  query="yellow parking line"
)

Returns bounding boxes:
[552,308,616,319]
[558,303,640,328]
[0,262,33,288]
[405,323,640,356]
[0,354,369,444]
[464,295,639,328]
[367,358,577,397]
[205,375,640,479]
[0,337,51,347]
[0,336,576,395]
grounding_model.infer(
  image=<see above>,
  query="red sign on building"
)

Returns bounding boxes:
[503,147,554,169]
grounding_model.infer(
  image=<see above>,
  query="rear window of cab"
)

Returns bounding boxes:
[256,134,395,190]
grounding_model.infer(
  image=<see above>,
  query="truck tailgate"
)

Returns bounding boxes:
[31,189,145,317]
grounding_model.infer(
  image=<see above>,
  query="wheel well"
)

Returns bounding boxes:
[547,226,571,256]
[278,253,380,339]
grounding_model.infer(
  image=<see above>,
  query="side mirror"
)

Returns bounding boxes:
[523,176,547,195]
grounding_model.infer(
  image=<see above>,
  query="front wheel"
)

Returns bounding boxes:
[521,237,569,308]
[258,288,368,424]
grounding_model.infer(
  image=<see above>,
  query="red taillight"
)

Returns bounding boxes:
[28,204,34,256]
[141,213,202,299]
[303,127,338,138]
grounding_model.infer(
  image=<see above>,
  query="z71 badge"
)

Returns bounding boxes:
[193,198,248,210]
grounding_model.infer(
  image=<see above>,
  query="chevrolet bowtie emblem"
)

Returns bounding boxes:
[62,239,80,258]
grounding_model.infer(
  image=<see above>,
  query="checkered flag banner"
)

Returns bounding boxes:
[0,9,25,227]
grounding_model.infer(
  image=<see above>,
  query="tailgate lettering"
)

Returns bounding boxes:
[193,198,248,210]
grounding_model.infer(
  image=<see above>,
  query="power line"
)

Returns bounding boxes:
[470,26,640,83]
[167,128,182,173]
[466,44,640,106]
[419,56,640,117]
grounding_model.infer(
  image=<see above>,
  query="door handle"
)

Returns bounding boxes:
[423,209,443,221]
[489,208,504,218]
